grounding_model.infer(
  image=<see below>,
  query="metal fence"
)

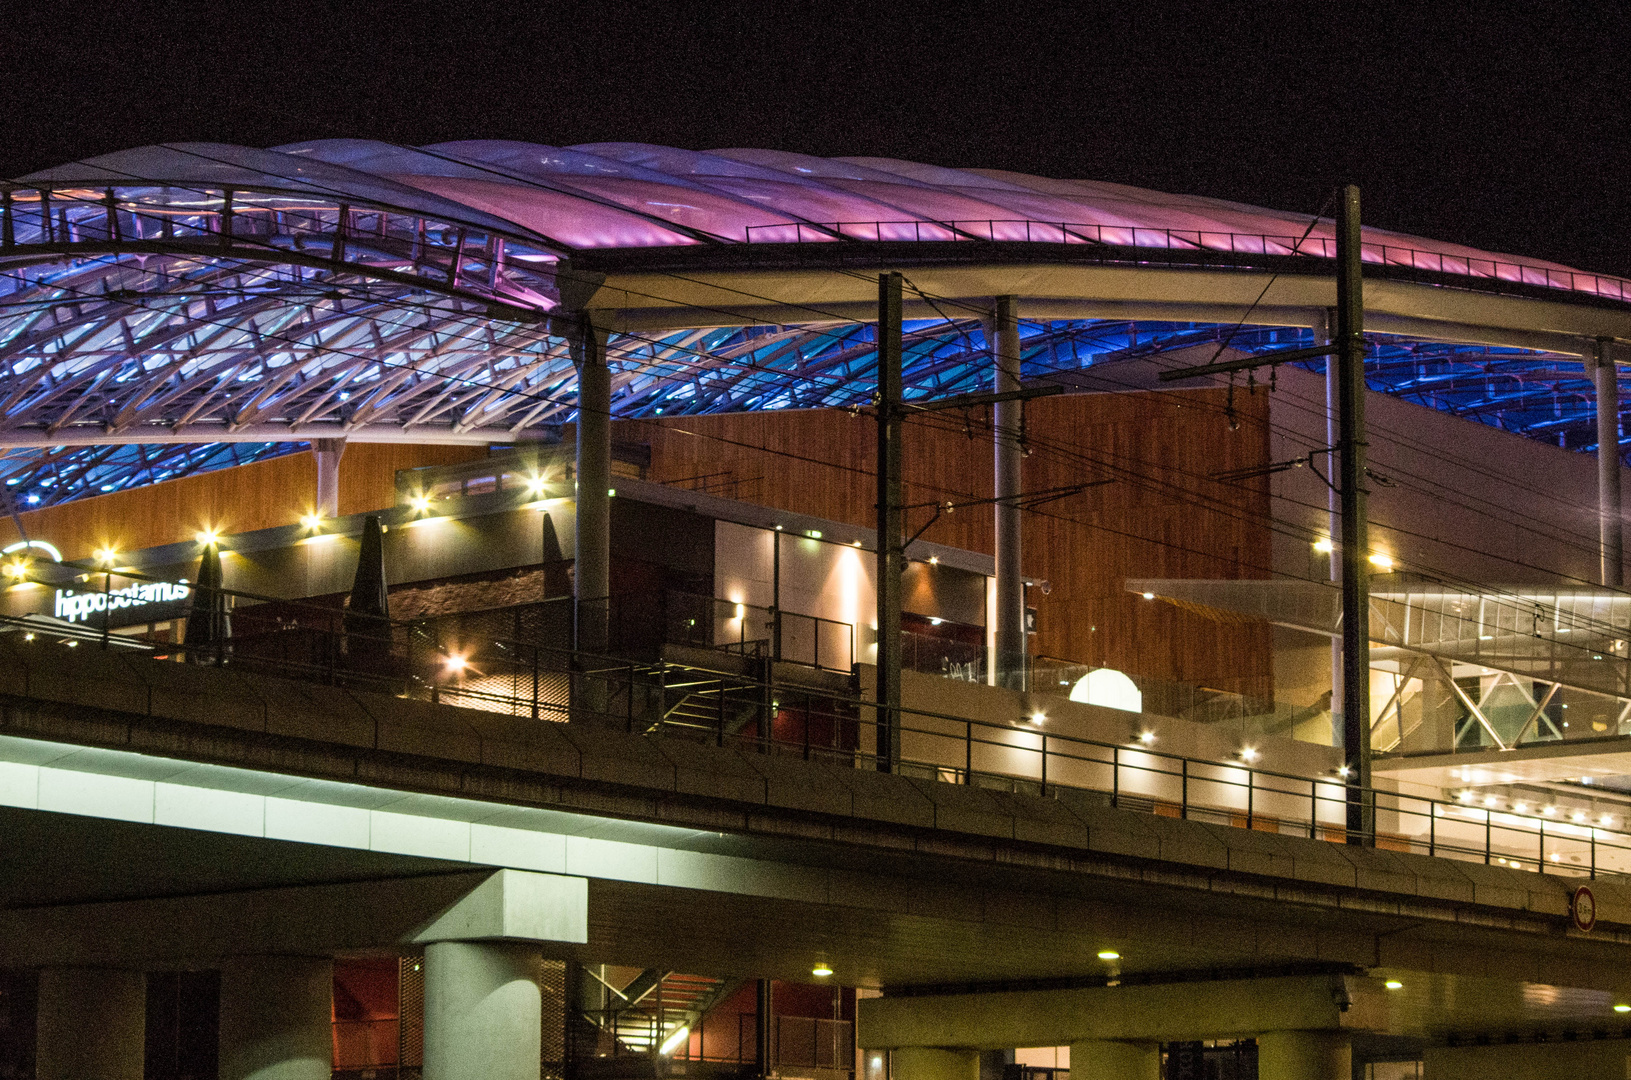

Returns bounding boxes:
[15,580,1631,879]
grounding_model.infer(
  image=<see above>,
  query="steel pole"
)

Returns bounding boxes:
[1335,185,1373,845]
[1320,308,1342,747]
[1595,338,1624,588]
[572,318,612,653]
[876,272,904,772]
[989,296,1027,690]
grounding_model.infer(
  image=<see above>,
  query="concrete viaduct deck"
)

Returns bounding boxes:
[3,640,1631,1075]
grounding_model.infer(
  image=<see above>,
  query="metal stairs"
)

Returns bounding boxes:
[587,969,747,1055]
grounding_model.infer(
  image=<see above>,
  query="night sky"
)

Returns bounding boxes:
[2,2,1626,274]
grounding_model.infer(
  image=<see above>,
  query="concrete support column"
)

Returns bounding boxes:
[890,1046,979,1080]
[1257,1030,1350,1080]
[986,295,1026,690]
[571,319,612,652]
[423,940,542,1080]
[1593,338,1624,588]
[219,955,333,1080]
[1068,1038,1160,1080]
[312,438,346,519]
[36,966,145,1080]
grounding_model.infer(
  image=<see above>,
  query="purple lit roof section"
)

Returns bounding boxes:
[18,139,1628,299]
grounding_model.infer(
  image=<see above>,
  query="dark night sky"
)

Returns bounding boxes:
[2,2,1627,274]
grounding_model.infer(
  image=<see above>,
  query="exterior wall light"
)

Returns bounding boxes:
[300,513,323,530]
[195,530,220,546]
[1384,980,1403,990]
[1312,538,1334,553]
[1138,731,1156,745]
[408,494,432,514]
[1369,552,1394,570]
[1029,712,1046,725]
[1240,747,1259,763]
[443,653,469,674]
[1141,591,1155,600]
[1096,950,1120,960]
[94,548,119,566]
[811,962,834,978]
[1615,1005,1630,1013]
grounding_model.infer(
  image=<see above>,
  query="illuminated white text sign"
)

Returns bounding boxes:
[54,582,191,624]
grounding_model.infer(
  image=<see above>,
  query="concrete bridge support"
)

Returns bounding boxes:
[1256,1030,1351,1080]
[1068,1039,1160,1080]
[422,940,544,1080]
[35,966,146,1080]
[219,955,334,1080]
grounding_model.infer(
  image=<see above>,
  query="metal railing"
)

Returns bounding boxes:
[14,581,1631,879]
[662,590,854,672]
[740,219,1631,302]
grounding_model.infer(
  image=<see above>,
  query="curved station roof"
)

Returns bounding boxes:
[1,140,1629,504]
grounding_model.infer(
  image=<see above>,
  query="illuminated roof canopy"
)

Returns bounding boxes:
[1,140,1627,505]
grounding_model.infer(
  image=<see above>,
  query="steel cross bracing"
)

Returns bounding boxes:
[0,181,1615,505]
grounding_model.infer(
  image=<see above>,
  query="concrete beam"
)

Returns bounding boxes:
[585,264,1631,349]
[0,870,587,967]
[1423,1037,1631,1079]
[413,867,588,944]
[858,975,1378,1048]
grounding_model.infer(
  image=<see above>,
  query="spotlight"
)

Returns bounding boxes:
[1029,712,1046,725]
[1240,747,1259,763]
[1139,731,1156,745]
[409,494,432,514]
[1312,537,1334,553]
[93,547,119,567]
[1369,552,1394,569]
[443,653,469,674]
[195,530,220,546]
[300,513,324,530]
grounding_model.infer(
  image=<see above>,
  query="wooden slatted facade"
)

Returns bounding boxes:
[625,386,1274,697]
[0,444,484,561]
[0,387,1273,697]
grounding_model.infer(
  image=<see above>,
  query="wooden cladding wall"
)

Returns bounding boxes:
[0,444,485,562]
[623,387,1274,697]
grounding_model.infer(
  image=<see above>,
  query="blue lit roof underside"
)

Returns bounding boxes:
[0,140,1622,506]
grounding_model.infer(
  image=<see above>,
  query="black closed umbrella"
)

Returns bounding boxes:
[183,540,230,664]
[344,515,392,665]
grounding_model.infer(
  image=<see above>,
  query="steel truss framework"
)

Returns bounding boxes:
[0,140,1621,506]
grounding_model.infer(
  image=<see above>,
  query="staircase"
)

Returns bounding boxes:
[587,969,747,1056]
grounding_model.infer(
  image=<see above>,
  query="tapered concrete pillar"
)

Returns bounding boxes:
[423,941,542,1080]
[986,296,1026,690]
[36,967,145,1080]
[218,956,333,1080]
[571,319,612,653]
[890,1046,979,1080]
[1257,1030,1350,1080]
[312,438,345,518]
[1592,338,1624,588]
[1069,1038,1160,1080]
